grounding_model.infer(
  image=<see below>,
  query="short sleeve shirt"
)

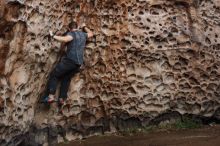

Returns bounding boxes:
[65,31,87,65]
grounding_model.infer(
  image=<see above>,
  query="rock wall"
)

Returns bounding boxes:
[1,0,220,145]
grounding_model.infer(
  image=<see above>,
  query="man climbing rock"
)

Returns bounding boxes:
[43,21,93,105]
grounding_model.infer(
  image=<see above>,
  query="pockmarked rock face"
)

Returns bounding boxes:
[1,0,220,145]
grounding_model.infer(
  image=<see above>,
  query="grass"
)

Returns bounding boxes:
[120,117,202,136]
[173,117,202,129]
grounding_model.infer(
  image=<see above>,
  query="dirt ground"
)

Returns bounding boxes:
[58,125,220,146]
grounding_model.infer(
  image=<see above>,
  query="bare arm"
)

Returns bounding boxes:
[83,26,94,38]
[53,35,73,43]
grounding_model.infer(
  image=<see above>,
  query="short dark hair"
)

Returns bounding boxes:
[68,21,78,29]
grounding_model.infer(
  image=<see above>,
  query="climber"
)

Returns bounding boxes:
[42,21,93,105]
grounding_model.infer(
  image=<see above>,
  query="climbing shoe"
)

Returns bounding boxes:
[41,96,56,104]
[58,98,64,106]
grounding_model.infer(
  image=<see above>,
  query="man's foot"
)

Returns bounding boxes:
[47,96,55,103]
[58,98,64,106]
[41,95,55,104]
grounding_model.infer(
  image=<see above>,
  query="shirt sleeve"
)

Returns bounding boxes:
[67,32,74,38]
[84,32,88,39]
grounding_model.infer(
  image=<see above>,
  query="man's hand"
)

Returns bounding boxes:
[81,23,86,29]
[81,23,87,31]
[49,30,72,43]
[80,23,93,38]
[49,30,54,37]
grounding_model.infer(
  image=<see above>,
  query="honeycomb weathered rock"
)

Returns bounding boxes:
[1,0,220,145]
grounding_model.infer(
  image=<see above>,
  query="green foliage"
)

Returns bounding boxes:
[120,117,202,135]
[173,117,202,129]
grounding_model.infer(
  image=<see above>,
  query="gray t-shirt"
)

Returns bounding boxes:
[65,31,87,65]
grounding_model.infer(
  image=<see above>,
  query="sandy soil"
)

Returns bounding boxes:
[58,125,220,146]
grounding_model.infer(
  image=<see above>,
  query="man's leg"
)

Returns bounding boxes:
[59,64,80,103]
[45,58,77,102]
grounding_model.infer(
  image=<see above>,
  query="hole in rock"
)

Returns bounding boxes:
[139,11,144,15]
[127,87,137,95]
[111,98,122,106]
[205,37,211,45]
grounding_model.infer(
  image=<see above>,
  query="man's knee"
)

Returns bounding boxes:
[50,67,62,78]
